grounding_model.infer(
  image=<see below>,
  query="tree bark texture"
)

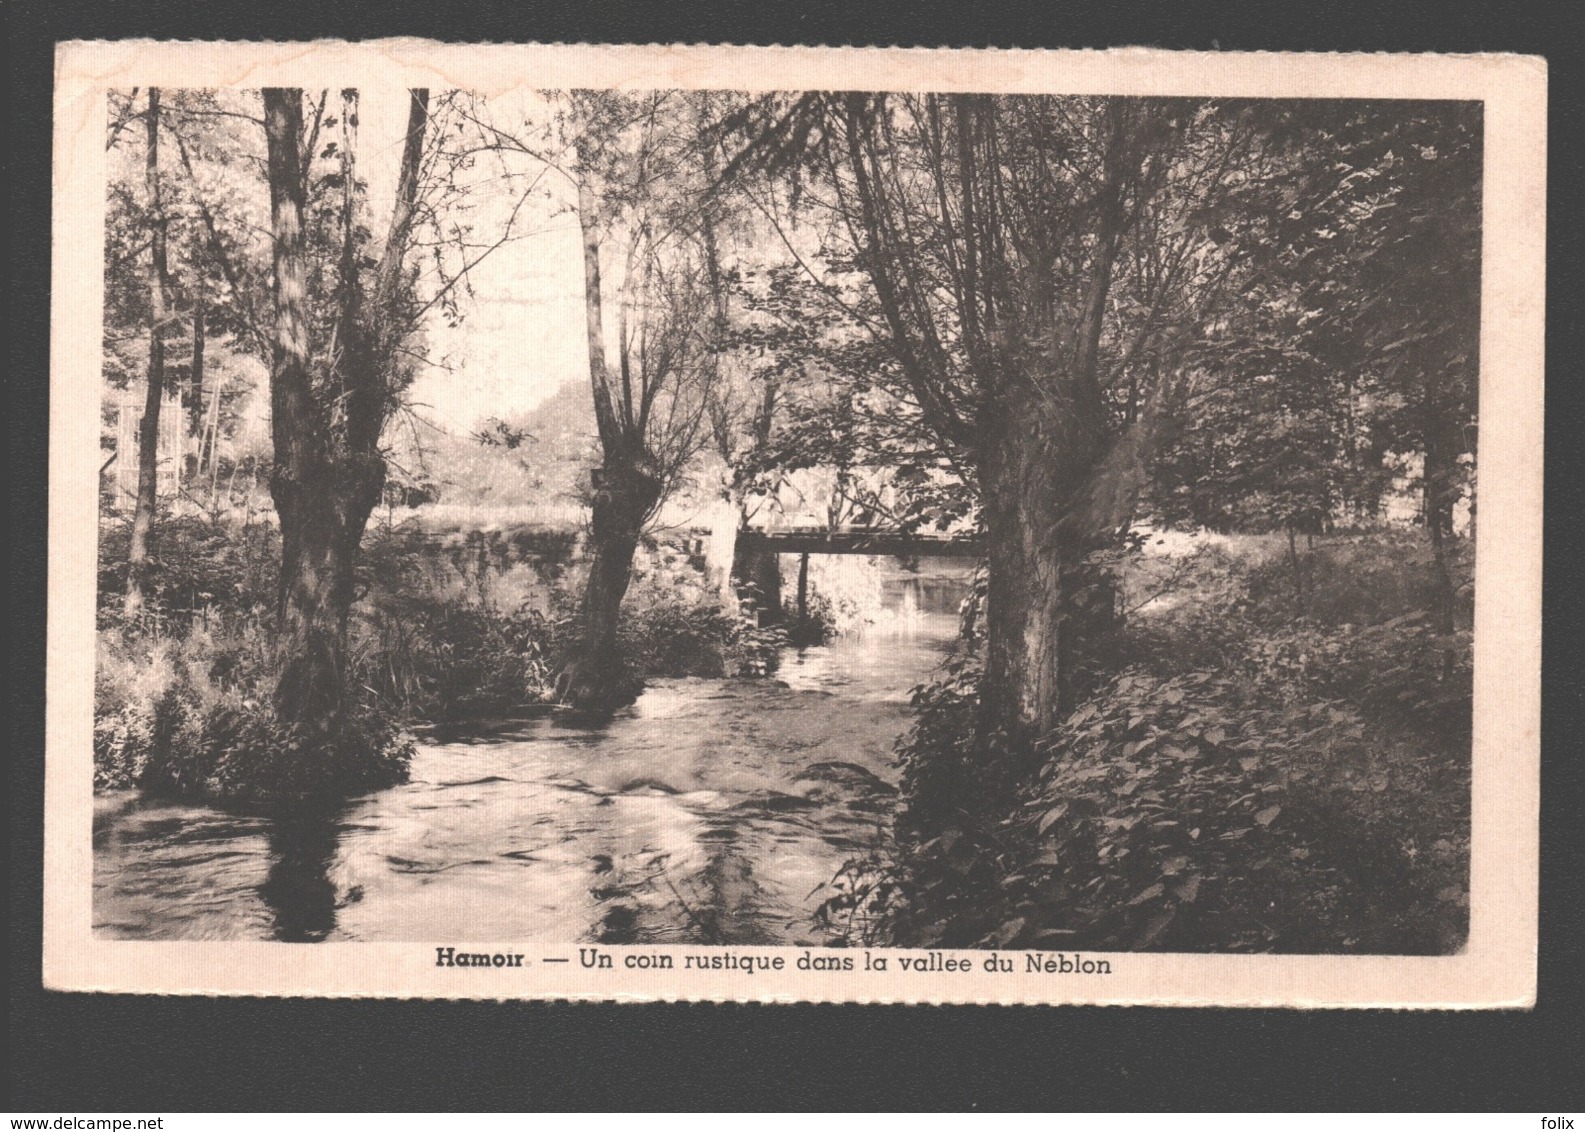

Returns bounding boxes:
[126,88,169,617]
[262,88,428,737]
[561,158,665,708]
[185,300,206,479]
[975,376,1129,742]
[559,459,663,709]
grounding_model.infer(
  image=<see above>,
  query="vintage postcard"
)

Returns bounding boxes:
[46,41,1544,1006]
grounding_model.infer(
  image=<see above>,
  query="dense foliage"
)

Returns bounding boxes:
[94,515,808,800]
[821,531,1471,954]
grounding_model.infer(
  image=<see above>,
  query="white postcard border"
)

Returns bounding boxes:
[45,41,1545,1006]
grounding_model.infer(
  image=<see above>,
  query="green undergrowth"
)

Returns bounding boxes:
[611,548,802,680]
[820,529,1472,954]
[94,624,416,807]
[94,514,805,804]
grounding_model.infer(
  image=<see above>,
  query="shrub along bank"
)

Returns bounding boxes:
[820,530,1472,955]
[94,515,814,805]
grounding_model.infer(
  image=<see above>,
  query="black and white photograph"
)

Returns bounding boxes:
[44,42,1544,1005]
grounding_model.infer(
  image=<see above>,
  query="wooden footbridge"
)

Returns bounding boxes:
[679,522,983,626]
[733,525,984,558]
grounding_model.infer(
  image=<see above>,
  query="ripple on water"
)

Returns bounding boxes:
[92,597,968,943]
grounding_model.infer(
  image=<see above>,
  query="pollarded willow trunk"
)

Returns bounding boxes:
[262,88,428,748]
[836,95,1151,761]
[907,393,1155,829]
[561,148,674,711]
[270,457,385,736]
[976,392,1119,749]
[971,99,1150,772]
[975,370,1168,752]
[263,88,361,737]
[559,455,662,709]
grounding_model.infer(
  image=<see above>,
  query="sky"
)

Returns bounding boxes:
[358,87,591,436]
[120,87,792,444]
[409,216,590,437]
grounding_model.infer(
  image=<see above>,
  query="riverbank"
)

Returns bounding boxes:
[836,529,1473,955]
[93,570,968,943]
[92,513,813,802]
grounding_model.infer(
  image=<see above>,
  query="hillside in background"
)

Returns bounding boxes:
[391,378,601,512]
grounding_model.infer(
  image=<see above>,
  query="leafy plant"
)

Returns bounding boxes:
[858,529,1470,954]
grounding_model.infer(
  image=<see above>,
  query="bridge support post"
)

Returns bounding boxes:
[796,552,809,627]
[734,546,783,627]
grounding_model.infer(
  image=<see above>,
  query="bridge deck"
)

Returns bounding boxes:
[735,527,984,558]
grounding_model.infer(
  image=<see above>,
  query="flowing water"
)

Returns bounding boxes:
[93,565,969,944]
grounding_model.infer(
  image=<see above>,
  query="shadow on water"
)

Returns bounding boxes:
[258,807,345,942]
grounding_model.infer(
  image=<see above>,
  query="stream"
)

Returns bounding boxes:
[93,565,969,944]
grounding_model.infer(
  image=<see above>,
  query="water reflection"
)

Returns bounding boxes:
[258,809,344,942]
[94,562,971,943]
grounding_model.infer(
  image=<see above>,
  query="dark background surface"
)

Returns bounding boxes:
[9,0,1583,1111]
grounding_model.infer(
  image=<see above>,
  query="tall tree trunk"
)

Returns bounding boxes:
[264,89,350,734]
[125,88,169,617]
[973,103,1135,748]
[839,95,1144,776]
[186,299,206,479]
[560,161,663,709]
[976,390,1117,746]
[700,170,782,615]
[263,88,431,740]
[560,456,662,708]
[271,468,382,734]
[975,368,1166,755]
